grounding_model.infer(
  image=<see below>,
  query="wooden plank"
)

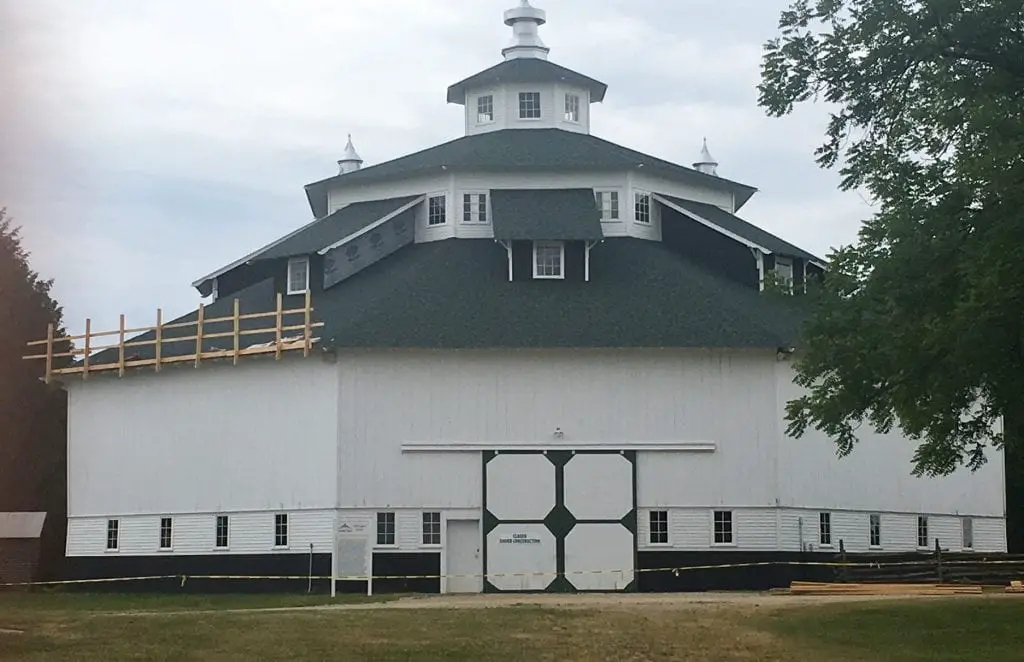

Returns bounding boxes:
[117,315,126,378]
[194,304,205,368]
[154,308,163,373]
[303,289,312,358]
[44,323,54,385]
[83,318,91,380]
[232,299,240,365]
[275,293,283,360]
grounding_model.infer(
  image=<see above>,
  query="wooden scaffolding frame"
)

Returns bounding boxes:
[24,290,324,384]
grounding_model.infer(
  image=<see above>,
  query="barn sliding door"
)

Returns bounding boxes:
[482,450,636,592]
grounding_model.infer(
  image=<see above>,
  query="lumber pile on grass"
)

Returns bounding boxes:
[788,581,983,596]
[1005,580,1024,593]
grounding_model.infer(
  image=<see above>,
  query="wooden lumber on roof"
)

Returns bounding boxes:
[22,291,324,382]
[788,581,983,596]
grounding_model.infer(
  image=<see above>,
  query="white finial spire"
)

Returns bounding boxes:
[693,137,718,176]
[501,0,550,60]
[337,134,363,174]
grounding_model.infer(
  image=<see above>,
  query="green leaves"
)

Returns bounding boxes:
[759,0,1024,476]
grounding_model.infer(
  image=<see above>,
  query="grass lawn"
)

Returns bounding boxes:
[0,593,1022,660]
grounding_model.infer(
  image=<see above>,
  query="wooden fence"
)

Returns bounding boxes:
[24,290,324,383]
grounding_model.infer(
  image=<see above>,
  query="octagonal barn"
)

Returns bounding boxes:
[46,1,1005,594]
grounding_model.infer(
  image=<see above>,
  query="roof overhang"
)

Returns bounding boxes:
[446,59,608,104]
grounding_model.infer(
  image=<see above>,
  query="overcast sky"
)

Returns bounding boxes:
[4,0,873,338]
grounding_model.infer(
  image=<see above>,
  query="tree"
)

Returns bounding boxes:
[757,0,1024,477]
[0,208,71,579]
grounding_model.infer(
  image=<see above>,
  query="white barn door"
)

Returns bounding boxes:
[482,450,636,592]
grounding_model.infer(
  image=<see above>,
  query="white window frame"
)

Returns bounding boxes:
[476,94,494,124]
[427,193,447,227]
[917,515,929,549]
[376,511,397,547]
[422,511,442,547]
[106,519,119,552]
[594,189,620,222]
[215,514,230,550]
[648,510,669,546]
[159,517,173,551]
[461,192,489,224]
[869,513,882,548]
[819,512,832,547]
[564,93,580,122]
[286,256,310,295]
[774,256,794,291]
[532,241,565,280]
[518,91,542,120]
[712,510,734,546]
[634,191,652,225]
[274,513,289,549]
[962,516,974,550]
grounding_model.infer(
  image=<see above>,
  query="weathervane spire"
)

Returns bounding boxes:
[501,0,550,61]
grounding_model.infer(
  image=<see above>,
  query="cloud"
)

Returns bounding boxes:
[8,0,867,338]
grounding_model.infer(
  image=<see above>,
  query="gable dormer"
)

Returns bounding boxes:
[447,1,607,136]
[489,188,603,282]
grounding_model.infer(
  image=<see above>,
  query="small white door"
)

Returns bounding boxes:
[446,519,482,593]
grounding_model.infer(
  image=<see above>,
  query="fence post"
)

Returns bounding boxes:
[935,538,943,583]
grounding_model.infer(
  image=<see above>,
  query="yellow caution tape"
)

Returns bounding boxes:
[2,557,1023,588]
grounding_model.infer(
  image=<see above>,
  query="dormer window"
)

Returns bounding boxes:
[428,194,447,226]
[533,241,564,279]
[634,192,651,224]
[774,257,794,291]
[287,256,310,295]
[519,92,541,119]
[477,95,494,123]
[564,94,580,122]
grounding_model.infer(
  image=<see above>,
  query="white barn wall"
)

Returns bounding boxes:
[773,360,1005,520]
[67,510,335,557]
[67,358,339,519]
[336,349,783,510]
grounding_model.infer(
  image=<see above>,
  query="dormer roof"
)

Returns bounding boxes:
[447,58,608,104]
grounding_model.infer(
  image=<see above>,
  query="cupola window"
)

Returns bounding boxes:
[564,93,580,122]
[533,241,564,279]
[519,92,542,119]
[477,95,494,123]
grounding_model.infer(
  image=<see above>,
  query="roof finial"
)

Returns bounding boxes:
[501,0,550,61]
[337,134,364,175]
[693,137,719,176]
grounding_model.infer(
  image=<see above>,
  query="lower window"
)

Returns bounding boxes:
[713,510,733,544]
[649,510,668,545]
[422,512,441,545]
[377,512,396,546]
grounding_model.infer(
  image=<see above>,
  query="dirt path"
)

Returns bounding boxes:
[99,590,1000,618]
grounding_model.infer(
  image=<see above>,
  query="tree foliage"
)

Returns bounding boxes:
[758,0,1024,476]
[0,208,70,577]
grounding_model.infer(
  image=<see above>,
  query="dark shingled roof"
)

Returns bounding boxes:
[658,194,822,263]
[257,196,421,261]
[491,188,603,241]
[95,238,807,366]
[304,129,757,219]
[446,58,608,104]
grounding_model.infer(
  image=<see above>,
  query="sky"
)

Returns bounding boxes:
[2,0,875,339]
